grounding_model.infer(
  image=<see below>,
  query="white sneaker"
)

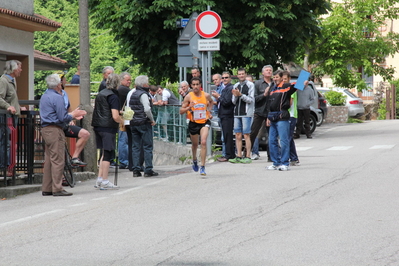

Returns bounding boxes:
[279,165,289,171]
[267,165,279,170]
[100,181,119,189]
[251,154,260,160]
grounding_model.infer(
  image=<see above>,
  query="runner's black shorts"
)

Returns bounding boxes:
[188,120,211,135]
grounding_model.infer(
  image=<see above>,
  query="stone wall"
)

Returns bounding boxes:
[153,140,193,166]
[325,106,349,123]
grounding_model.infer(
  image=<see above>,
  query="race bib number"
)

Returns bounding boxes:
[193,109,206,121]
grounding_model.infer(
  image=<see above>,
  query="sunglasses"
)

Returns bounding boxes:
[222,77,230,79]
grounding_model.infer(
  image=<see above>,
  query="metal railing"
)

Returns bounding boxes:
[152,105,188,145]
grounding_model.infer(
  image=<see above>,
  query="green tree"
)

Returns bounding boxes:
[307,0,399,90]
[89,0,329,83]
[34,0,135,95]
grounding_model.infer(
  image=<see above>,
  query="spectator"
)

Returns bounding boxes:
[98,66,114,92]
[40,74,86,196]
[70,64,80,84]
[295,79,315,139]
[129,75,158,177]
[58,72,90,167]
[117,72,132,169]
[250,65,274,162]
[0,60,24,168]
[229,68,255,164]
[92,73,123,189]
[212,72,235,162]
[282,71,300,166]
[178,81,190,99]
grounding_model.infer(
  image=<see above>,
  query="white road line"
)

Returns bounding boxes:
[327,146,353,151]
[91,197,109,201]
[296,147,313,151]
[112,178,171,195]
[369,145,396,149]
[69,203,88,207]
[0,209,64,228]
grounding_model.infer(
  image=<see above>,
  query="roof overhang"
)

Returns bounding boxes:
[34,50,69,71]
[0,8,61,32]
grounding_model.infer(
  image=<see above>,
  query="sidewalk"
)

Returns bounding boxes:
[0,164,194,199]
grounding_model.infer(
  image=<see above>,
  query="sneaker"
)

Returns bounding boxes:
[100,181,119,189]
[267,164,279,170]
[229,157,242,163]
[200,166,206,176]
[144,171,159,177]
[71,158,87,167]
[290,160,301,166]
[278,165,289,171]
[192,160,199,172]
[241,157,252,164]
[251,154,260,160]
[94,179,102,188]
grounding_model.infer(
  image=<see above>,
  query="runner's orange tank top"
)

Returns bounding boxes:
[186,91,209,124]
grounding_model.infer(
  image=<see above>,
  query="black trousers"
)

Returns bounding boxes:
[296,108,311,137]
[220,116,235,160]
[250,113,270,159]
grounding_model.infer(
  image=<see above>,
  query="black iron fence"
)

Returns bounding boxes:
[0,109,44,187]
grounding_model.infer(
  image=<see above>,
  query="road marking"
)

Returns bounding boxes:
[369,145,395,149]
[91,197,109,201]
[296,147,313,151]
[112,178,171,196]
[327,146,353,151]
[69,203,87,207]
[0,209,63,228]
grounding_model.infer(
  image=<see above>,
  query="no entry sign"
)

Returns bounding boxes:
[195,11,222,39]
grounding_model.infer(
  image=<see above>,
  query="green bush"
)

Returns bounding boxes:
[325,90,346,106]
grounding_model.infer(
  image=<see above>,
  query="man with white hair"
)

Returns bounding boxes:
[129,75,158,177]
[0,60,24,168]
[40,74,86,196]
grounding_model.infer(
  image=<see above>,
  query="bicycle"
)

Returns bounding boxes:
[63,143,76,188]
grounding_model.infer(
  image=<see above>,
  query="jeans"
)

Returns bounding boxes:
[269,120,290,166]
[289,117,298,161]
[252,137,259,156]
[118,130,129,166]
[131,123,154,173]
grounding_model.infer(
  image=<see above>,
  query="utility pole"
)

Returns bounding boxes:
[79,0,96,171]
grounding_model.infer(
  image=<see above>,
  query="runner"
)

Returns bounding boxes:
[179,77,213,176]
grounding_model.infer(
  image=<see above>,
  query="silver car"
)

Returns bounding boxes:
[317,87,365,117]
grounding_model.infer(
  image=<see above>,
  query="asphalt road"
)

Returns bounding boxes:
[1,120,399,266]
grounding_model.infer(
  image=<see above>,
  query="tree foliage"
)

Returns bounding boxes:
[89,0,329,82]
[34,0,136,95]
[308,0,399,90]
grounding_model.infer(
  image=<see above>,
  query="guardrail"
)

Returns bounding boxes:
[152,105,188,145]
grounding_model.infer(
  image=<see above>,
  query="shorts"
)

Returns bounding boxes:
[188,120,211,135]
[64,125,81,138]
[95,131,116,151]
[234,117,252,134]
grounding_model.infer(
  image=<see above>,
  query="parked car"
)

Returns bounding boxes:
[317,87,365,117]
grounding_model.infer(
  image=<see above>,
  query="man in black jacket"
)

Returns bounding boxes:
[250,65,274,161]
[212,71,235,162]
